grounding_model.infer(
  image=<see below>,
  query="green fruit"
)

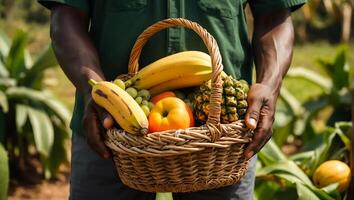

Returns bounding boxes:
[141,105,150,116]
[125,79,133,87]
[142,100,149,106]
[126,87,138,98]
[113,79,125,90]
[137,89,151,100]
[148,102,154,110]
[135,96,143,104]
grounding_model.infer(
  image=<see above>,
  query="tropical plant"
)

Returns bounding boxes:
[273,46,352,146]
[0,29,70,179]
[0,143,9,200]
[255,121,351,200]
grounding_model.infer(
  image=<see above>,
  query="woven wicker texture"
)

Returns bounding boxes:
[105,18,253,193]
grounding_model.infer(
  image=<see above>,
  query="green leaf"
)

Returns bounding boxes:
[335,121,352,138]
[15,104,28,133]
[20,46,57,88]
[335,128,350,150]
[290,151,314,162]
[254,180,280,200]
[332,47,349,89]
[0,30,10,58]
[6,87,70,126]
[258,139,287,166]
[27,107,54,158]
[0,78,16,88]
[273,118,294,146]
[0,90,8,113]
[310,185,339,200]
[256,161,313,186]
[155,192,173,200]
[43,124,69,179]
[286,68,332,93]
[276,173,305,185]
[0,61,9,77]
[5,30,28,79]
[0,143,9,200]
[279,87,304,116]
[296,183,321,200]
[321,183,340,196]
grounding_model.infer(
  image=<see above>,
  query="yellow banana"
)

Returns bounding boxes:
[149,70,228,96]
[130,51,212,89]
[89,79,148,135]
[149,70,212,96]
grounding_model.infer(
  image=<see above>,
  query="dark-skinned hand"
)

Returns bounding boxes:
[244,83,277,159]
[82,96,114,159]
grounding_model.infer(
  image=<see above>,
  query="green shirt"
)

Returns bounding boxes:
[39,0,306,134]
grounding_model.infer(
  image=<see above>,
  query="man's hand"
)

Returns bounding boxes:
[82,96,114,159]
[244,8,294,159]
[244,84,277,159]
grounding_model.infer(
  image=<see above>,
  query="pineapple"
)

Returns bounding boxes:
[193,75,249,124]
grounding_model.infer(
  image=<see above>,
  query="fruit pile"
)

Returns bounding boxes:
[113,79,154,117]
[89,51,250,135]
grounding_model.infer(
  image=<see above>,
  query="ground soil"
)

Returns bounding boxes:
[8,166,70,200]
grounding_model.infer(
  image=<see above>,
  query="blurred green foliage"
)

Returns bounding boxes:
[0,30,70,179]
[255,122,351,200]
[0,143,9,200]
[274,46,352,146]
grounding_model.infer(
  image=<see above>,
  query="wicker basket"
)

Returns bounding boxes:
[105,18,254,193]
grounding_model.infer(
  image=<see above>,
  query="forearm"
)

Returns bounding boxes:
[252,9,294,95]
[50,5,105,98]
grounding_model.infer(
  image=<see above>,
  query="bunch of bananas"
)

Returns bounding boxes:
[89,79,149,135]
[127,51,213,95]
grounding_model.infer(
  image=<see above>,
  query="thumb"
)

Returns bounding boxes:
[94,105,114,129]
[245,98,262,130]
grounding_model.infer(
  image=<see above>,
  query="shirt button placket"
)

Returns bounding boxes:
[167,0,185,55]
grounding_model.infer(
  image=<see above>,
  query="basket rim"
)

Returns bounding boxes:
[105,120,253,158]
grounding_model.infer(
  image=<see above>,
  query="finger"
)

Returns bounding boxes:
[245,95,263,130]
[244,110,274,159]
[83,110,111,159]
[94,104,114,129]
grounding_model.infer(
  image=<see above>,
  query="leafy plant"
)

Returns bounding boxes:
[255,121,351,200]
[0,29,70,179]
[0,143,9,200]
[274,46,352,146]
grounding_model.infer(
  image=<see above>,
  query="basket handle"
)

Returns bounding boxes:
[128,18,224,141]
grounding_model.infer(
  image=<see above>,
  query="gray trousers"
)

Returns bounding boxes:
[70,133,256,200]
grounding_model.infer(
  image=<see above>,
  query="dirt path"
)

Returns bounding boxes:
[8,169,70,200]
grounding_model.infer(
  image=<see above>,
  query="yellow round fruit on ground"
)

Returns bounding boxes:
[313,160,351,192]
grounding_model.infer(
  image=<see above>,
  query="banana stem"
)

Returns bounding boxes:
[88,79,98,86]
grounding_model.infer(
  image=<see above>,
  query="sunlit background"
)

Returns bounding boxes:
[0,1,352,200]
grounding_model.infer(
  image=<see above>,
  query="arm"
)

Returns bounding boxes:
[50,5,113,158]
[244,9,294,159]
